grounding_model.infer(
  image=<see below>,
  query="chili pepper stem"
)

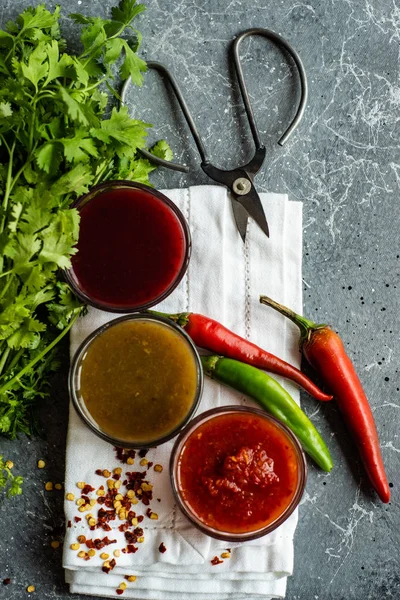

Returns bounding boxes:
[146,309,190,328]
[259,295,326,343]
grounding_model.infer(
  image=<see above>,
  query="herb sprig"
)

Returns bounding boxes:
[0,2,170,438]
[0,456,23,497]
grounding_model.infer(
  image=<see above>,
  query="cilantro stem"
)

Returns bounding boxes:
[0,275,14,300]
[0,310,82,395]
[7,349,24,373]
[0,348,11,377]
[0,138,16,233]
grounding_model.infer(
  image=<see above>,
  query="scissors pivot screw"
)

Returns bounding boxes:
[233,177,252,195]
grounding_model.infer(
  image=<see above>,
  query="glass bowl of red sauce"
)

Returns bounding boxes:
[170,406,307,542]
[65,181,191,312]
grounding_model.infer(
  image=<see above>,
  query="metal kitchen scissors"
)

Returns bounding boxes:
[121,28,308,242]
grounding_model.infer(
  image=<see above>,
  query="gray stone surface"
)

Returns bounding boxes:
[0,0,399,599]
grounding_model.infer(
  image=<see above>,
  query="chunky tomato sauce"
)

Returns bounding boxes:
[177,412,300,534]
[70,186,186,309]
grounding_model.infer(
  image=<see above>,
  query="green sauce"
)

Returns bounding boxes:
[79,319,199,444]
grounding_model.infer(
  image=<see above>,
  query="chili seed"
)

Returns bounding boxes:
[5,460,13,469]
[26,585,35,593]
[113,468,122,475]
[66,493,75,501]
[107,479,115,489]
[45,482,53,491]
[149,512,158,520]
[221,552,231,559]
[70,543,80,551]
[51,541,60,549]
[89,499,97,506]
[137,537,144,543]
[139,458,148,467]
[119,582,127,590]
[113,549,121,557]
[77,535,86,544]
[88,518,96,527]
[55,483,62,490]
[100,552,109,560]
[126,457,135,465]
[125,575,136,582]
[76,498,85,506]
[154,464,163,472]
[131,517,138,526]
[102,469,111,477]
[77,481,85,489]
[96,489,105,496]
[37,460,46,469]
[78,551,86,559]
[88,549,96,557]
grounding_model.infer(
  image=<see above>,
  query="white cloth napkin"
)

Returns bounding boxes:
[63,185,303,599]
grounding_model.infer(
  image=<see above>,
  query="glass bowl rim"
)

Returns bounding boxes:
[64,180,192,313]
[69,313,204,448]
[170,405,308,542]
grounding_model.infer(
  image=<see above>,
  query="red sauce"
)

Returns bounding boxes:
[176,412,300,534]
[70,186,187,309]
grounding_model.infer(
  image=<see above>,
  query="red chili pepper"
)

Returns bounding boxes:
[259,295,390,503]
[150,310,332,402]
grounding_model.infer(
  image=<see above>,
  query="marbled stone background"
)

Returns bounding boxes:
[0,1,399,599]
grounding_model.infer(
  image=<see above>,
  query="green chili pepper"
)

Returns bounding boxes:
[201,355,333,472]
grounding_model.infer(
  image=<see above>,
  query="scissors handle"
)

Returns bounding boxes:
[232,28,308,149]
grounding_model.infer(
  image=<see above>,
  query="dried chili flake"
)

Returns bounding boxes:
[118,523,129,533]
[116,590,124,596]
[82,484,95,495]
[133,527,144,537]
[3,578,11,585]
[145,508,153,518]
[103,523,112,532]
[67,520,72,528]
[103,536,117,546]
[126,544,138,554]
[95,469,103,476]
[125,531,137,544]
[158,543,167,553]
[110,559,117,569]
[102,566,111,574]
[115,447,136,464]
[147,462,153,469]
[74,517,82,523]
[112,473,121,480]
[137,515,144,524]
[138,449,148,458]
[211,556,224,566]
[97,496,106,505]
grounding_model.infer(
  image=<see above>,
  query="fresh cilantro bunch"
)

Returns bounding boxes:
[0,2,170,439]
[0,456,23,497]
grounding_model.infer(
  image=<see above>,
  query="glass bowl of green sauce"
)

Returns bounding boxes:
[69,314,203,447]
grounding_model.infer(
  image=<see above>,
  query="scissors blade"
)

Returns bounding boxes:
[231,199,249,242]
[235,187,269,239]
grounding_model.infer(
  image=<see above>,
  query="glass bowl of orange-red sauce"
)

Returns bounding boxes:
[170,406,307,542]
